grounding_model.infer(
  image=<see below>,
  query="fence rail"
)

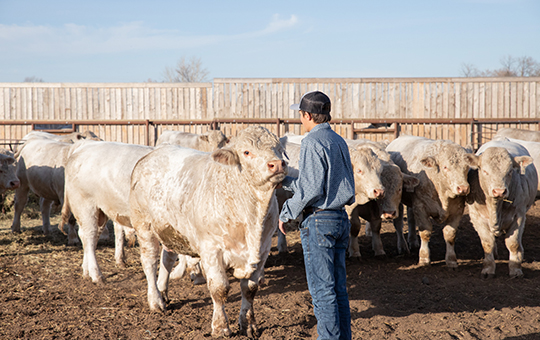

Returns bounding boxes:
[1,118,539,151]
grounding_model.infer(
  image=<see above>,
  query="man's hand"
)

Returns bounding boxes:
[279,220,286,235]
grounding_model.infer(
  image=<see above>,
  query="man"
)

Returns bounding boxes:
[279,91,355,340]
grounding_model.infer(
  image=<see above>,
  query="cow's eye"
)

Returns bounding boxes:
[244,151,250,156]
[357,169,363,174]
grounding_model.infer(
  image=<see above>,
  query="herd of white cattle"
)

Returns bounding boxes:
[2,126,539,337]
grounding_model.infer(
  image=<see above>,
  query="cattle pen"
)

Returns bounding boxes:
[1,77,539,150]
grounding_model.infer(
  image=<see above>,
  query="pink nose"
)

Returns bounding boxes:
[267,160,285,173]
[9,180,20,190]
[492,188,507,198]
[374,189,385,199]
[382,211,396,219]
[457,185,470,195]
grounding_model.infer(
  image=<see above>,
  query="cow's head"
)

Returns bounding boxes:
[199,130,229,151]
[210,126,287,188]
[477,147,533,199]
[0,151,20,193]
[350,146,385,203]
[378,164,420,220]
[421,140,478,197]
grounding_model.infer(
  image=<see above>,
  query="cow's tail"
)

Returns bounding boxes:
[59,193,71,235]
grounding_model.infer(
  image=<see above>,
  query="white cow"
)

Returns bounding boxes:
[494,127,540,142]
[492,136,540,199]
[11,138,76,238]
[0,149,20,194]
[60,140,154,274]
[387,135,478,268]
[344,139,420,257]
[22,130,101,143]
[467,139,538,278]
[129,126,287,338]
[156,130,228,151]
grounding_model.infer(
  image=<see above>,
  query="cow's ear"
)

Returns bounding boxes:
[0,154,15,165]
[211,148,240,166]
[402,173,420,192]
[199,135,209,142]
[513,155,534,175]
[464,153,479,169]
[420,156,437,169]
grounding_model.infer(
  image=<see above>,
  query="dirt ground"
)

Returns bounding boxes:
[1,198,540,340]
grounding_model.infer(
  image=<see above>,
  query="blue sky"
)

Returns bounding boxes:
[1,0,539,82]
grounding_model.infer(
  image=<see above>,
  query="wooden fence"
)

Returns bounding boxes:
[1,77,539,148]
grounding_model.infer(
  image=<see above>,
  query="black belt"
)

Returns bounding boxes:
[302,207,344,216]
[302,207,321,216]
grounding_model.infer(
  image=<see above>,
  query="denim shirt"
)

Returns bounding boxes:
[279,122,355,223]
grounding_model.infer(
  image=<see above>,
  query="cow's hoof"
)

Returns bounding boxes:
[244,324,259,339]
[116,260,127,269]
[212,327,232,338]
[509,272,524,279]
[160,290,170,304]
[417,259,431,267]
[481,272,496,279]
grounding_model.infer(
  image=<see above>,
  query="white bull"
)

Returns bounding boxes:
[129,126,287,338]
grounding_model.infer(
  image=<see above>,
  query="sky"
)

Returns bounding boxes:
[1,0,539,83]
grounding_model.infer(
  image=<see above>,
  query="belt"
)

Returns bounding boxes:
[302,207,344,216]
[302,207,322,216]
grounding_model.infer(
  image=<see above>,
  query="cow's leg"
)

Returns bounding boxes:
[347,206,362,258]
[66,214,80,246]
[99,223,110,242]
[137,226,166,312]
[169,255,206,285]
[413,206,432,266]
[443,215,461,270]
[39,198,53,235]
[202,253,231,337]
[505,218,525,278]
[369,218,386,256]
[11,184,29,233]
[474,223,497,278]
[239,276,259,338]
[157,247,178,303]
[406,206,419,249]
[394,204,410,254]
[77,209,108,283]
[169,254,188,280]
[277,228,288,254]
[113,222,128,268]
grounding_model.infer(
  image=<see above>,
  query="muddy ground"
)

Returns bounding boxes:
[1,196,540,340]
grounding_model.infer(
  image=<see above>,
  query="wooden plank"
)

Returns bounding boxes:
[510,82,517,118]
[504,82,510,118]
[531,82,537,117]
[522,82,529,118]
[517,81,524,118]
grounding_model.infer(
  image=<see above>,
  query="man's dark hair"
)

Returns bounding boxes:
[302,110,332,124]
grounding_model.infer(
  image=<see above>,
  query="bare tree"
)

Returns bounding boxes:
[23,76,44,82]
[163,56,209,83]
[461,56,540,77]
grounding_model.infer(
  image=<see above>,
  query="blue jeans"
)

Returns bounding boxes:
[300,209,351,340]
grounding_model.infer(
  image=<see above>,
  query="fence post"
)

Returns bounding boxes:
[145,119,150,146]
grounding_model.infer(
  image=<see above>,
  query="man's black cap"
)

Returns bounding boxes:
[290,91,331,115]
